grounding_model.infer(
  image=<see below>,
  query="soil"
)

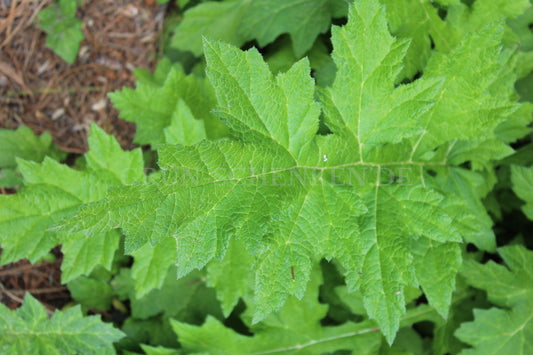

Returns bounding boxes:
[0,0,164,151]
[0,250,68,311]
[0,0,165,310]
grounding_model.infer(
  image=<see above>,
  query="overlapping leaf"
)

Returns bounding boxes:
[239,0,348,57]
[172,266,383,354]
[113,267,222,322]
[170,0,348,57]
[456,245,533,354]
[164,99,207,145]
[381,0,530,80]
[110,61,226,146]
[511,165,533,220]
[0,124,144,283]
[170,0,530,82]
[0,126,65,188]
[206,238,254,317]
[0,294,124,354]
[0,126,64,169]
[169,0,249,56]
[130,238,177,298]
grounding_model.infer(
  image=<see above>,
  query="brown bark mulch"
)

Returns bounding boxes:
[0,0,165,152]
[0,251,68,312]
[0,0,165,311]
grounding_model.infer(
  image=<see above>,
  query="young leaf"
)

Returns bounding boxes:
[206,238,254,317]
[61,230,121,283]
[0,126,65,188]
[130,237,177,298]
[110,64,226,146]
[114,267,222,324]
[0,126,64,169]
[38,0,84,64]
[432,277,481,355]
[69,275,115,311]
[163,100,207,145]
[170,0,249,56]
[0,294,124,354]
[409,238,462,318]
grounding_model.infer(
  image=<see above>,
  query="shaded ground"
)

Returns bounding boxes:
[0,0,164,309]
[0,250,67,311]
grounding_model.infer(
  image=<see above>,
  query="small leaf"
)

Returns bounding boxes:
[110,65,226,146]
[38,0,84,64]
[0,294,124,354]
[164,100,207,145]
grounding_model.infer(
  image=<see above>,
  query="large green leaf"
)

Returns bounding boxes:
[239,0,348,57]
[65,0,516,342]
[170,0,249,56]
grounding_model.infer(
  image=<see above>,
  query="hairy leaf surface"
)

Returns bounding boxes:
[66,0,516,342]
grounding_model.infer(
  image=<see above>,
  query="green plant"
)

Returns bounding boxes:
[38,0,84,64]
[0,294,124,354]
[0,126,65,188]
[455,245,533,353]
[1,0,533,353]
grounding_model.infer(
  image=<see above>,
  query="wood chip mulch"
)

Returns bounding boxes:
[0,0,165,152]
[0,0,166,311]
[0,251,68,312]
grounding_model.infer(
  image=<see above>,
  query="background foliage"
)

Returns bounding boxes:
[1,0,533,354]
